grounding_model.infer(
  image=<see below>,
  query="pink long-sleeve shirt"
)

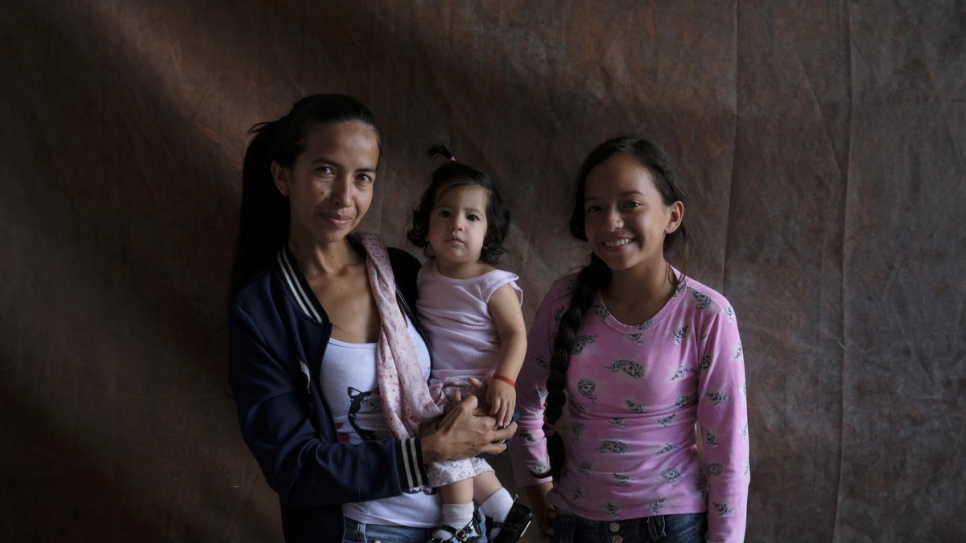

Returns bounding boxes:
[509,272,750,543]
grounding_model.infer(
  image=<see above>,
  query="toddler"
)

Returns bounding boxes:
[407,146,533,543]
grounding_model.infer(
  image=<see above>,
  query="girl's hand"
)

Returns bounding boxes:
[486,378,516,428]
[537,506,558,540]
[525,482,556,539]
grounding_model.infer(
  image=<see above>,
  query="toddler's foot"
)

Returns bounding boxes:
[428,510,483,543]
[488,501,533,543]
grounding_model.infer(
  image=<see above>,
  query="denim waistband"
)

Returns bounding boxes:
[343,516,436,543]
[552,511,707,543]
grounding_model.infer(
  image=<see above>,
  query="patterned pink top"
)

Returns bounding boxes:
[509,271,750,543]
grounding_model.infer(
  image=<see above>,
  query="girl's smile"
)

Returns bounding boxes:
[583,153,681,276]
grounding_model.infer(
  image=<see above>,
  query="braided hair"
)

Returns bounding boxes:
[541,136,690,479]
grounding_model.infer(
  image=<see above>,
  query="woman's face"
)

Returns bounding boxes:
[272,120,380,248]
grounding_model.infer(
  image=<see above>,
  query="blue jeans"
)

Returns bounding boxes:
[343,515,490,542]
[551,512,707,543]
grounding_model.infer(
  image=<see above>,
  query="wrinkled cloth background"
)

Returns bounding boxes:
[1,1,964,542]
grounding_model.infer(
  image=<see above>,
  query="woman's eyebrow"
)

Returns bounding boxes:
[308,156,340,167]
[308,157,376,173]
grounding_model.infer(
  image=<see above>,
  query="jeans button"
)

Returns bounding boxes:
[609,521,620,532]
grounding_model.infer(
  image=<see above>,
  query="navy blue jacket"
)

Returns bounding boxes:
[228,242,429,542]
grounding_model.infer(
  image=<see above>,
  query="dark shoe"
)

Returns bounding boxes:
[428,510,484,543]
[488,502,533,543]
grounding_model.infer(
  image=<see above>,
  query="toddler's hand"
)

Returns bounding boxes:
[486,378,516,428]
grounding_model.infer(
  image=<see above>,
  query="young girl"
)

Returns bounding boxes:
[509,137,750,543]
[407,146,533,543]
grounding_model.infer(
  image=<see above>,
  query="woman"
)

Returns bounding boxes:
[228,94,516,543]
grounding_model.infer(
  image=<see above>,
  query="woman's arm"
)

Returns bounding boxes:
[486,282,528,427]
[231,289,515,510]
[229,304,418,507]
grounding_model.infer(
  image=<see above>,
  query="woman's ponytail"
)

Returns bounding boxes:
[230,120,290,297]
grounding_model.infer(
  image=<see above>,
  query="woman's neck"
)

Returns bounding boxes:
[288,236,362,278]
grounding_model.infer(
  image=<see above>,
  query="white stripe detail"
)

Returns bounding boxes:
[277,251,323,322]
[299,360,312,394]
[402,438,417,489]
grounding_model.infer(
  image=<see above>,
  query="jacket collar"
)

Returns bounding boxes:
[277,246,327,324]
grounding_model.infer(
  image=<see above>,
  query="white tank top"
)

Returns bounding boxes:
[320,319,439,527]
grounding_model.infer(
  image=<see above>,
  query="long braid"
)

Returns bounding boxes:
[539,254,610,479]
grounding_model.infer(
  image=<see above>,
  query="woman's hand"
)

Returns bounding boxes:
[420,395,516,464]
[486,378,516,428]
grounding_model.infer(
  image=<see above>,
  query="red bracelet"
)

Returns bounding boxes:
[493,374,516,388]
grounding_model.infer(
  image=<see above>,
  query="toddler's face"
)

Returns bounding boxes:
[427,183,490,271]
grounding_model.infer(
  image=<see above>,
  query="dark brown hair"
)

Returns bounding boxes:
[407,145,510,265]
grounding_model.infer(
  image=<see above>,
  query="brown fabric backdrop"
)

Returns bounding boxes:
[2,1,963,541]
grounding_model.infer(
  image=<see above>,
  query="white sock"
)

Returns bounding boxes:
[435,502,475,539]
[480,488,514,537]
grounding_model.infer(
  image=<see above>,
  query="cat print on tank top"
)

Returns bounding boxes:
[345,386,435,495]
[346,387,390,442]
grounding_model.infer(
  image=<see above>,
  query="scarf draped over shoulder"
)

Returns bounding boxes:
[357,232,443,439]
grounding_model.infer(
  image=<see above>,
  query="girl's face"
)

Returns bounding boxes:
[582,153,682,275]
[427,183,490,272]
[272,121,380,249]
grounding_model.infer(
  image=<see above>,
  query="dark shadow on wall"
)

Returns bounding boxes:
[1,2,275,540]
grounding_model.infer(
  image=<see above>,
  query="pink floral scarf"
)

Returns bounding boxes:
[358,232,443,439]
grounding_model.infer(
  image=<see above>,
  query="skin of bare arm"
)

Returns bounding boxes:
[485,282,528,427]
[420,395,517,464]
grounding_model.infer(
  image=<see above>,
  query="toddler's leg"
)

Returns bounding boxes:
[474,471,513,538]
[433,479,480,542]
